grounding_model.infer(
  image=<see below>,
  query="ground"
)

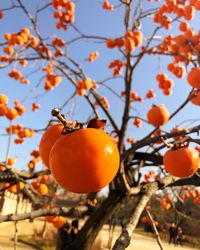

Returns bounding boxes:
[0,220,199,250]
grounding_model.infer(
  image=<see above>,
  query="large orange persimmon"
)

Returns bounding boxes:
[39,123,63,168]
[163,147,199,177]
[187,67,200,88]
[147,104,170,126]
[49,128,120,193]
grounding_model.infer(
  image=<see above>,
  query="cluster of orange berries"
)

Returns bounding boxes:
[179,187,200,204]
[133,117,142,128]
[3,28,38,56]
[87,51,99,62]
[4,28,30,54]
[126,137,136,144]
[108,59,125,76]
[144,170,155,182]
[140,215,159,227]
[102,0,114,11]
[167,63,185,78]
[32,102,40,112]
[27,150,40,171]
[156,26,200,66]
[76,78,95,96]
[52,0,75,30]
[52,37,65,57]
[160,195,172,210]
[19,59,28,67]
[52,37,65,47]
[153,0,200,30]
[3,182,25,194]
[145,89,156,99]
[42,64,62,91]
[46,215,65,229]
[8,69,29,84]
[156,73,174,95]
[6,124,35,144]
[121,90,144,102]
[106,30,143,53]
[31,175,49,196]
[0,95,26,121]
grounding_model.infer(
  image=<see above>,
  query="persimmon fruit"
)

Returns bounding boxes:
[163,147,199,177]
[49,128,120,193]
[147,104,170,126]
[39,123,63,168]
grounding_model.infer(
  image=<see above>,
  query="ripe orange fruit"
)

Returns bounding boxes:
[39,123,63,168]
[163,147,199,177]
[187,67,200,88]
[53,216,65,228]
[147,104,170,126]
[49,128,120,193]
[38,184,48,195]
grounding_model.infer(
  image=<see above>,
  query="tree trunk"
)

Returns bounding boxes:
[63,191,124,250]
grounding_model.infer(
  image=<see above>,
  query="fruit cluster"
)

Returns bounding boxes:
[6,124,35,144]
[102,0,114,11]
[52,0,75,30]
[156,73,174,95]
[76,78,95,96]
[0,95,26,121]
[8,69,29,84]
[133,117,142,128]
[32,102,41,112]
[108,59,125,76]
[145,89,156,99]
[106,30,143,53]
[42,64,62,90]
[28,150,40,171]
[167,63,185,78]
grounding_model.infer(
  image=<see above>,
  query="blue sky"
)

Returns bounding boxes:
[0,0,199,173]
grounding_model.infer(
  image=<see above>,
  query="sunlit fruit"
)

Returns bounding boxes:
[163,147,199,177]
[49,128,120,193]
[147,104,170,126]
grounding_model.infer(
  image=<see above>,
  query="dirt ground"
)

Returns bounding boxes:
[0,220,199,250]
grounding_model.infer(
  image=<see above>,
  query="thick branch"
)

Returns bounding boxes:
[0,207,78,223]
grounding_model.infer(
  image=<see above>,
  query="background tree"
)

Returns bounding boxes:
[0,0,199,250]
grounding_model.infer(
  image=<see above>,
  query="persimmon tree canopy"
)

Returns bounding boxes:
[0,1,199,250]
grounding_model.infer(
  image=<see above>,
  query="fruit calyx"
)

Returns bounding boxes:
[51,108,83,135]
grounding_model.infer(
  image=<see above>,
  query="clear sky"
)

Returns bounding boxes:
[0,0,199,173]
